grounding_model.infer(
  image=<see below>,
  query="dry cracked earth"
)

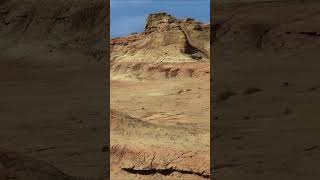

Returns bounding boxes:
[110,13,210,180]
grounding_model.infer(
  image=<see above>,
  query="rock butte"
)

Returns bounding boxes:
[111,12,210,63]
[110,12,210,81]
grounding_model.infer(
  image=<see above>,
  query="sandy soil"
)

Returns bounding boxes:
[214,0,320,179]
[110,64,210,179]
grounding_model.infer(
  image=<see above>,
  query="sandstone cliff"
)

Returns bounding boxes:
[111,13,210,63]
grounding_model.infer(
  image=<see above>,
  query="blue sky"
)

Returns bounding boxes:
[111,0,210,38]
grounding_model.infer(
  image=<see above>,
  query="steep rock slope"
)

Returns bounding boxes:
[110,13,210,80]
[111,13,209,63]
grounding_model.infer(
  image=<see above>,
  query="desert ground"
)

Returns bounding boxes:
[110,13,210,179]
[0,0,106,179]
[214,0,320,179]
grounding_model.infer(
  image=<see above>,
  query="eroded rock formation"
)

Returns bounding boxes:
[110,12,210,63]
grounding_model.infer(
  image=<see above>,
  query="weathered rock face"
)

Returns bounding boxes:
[145,13,178,34]
[110,12,210,63]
